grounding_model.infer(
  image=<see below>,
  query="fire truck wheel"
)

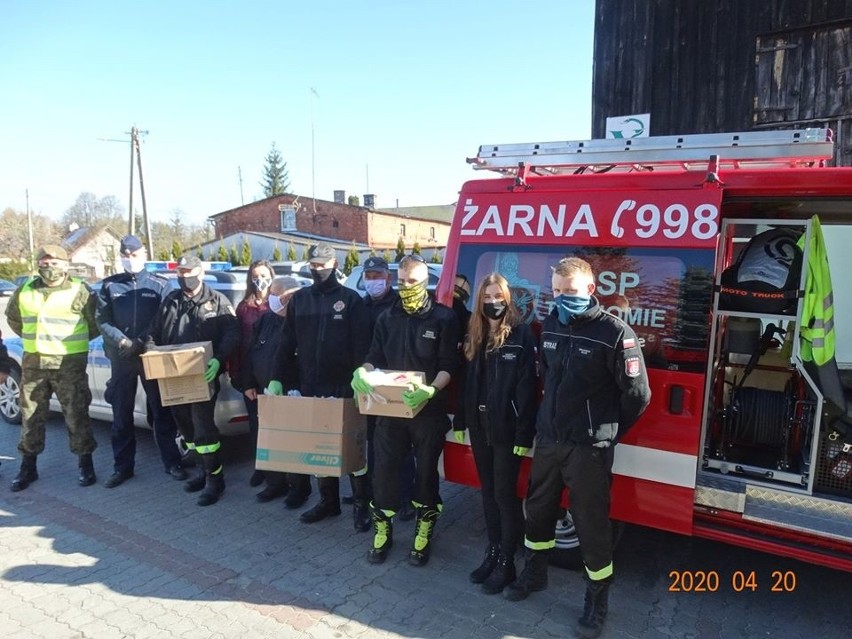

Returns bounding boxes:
[548,515,625,570]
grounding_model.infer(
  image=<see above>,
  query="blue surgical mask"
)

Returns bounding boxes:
[554,294,591,324]
[363,278,388,299]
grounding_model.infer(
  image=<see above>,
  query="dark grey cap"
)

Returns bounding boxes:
[307,242,336,263]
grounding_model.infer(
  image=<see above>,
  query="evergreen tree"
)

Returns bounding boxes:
[229,244,239,266]
[343,243,360,275]
[302,245,310,260]
[369,248,377,257]
[394,236,406,262]
[429,250,443,264]
[348,195,360,206]
[241,238,252,266]
[260,142,290,197]
[287,242,297,260]
[382,249,393,262]
[412,241,422,255]
[217,242,228,262]
[171,240,183,260]
[272,243,283,261]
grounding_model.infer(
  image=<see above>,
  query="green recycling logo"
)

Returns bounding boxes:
[610,118,646,139]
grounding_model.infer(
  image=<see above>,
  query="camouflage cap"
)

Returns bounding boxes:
[36,244,69,261]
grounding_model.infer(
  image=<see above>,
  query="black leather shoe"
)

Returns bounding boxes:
[78,454,96,487]
[249,470,265,487]
[104,471,134,489]
[300,500,342,523]
[256,484,288,503]
[283,490,310,510]
[167,466,188,481]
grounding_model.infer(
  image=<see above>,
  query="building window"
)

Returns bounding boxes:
[332,219,339,228]
[429,226,435,240]
[279,205,297,231]
[400,223,406,237]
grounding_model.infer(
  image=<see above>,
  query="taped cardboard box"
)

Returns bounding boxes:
[140,341,213,405]
[140,341,213,379]
[256,395,367,476]
[356,370,426,419]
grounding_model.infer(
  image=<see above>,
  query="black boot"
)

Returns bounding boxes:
[367,503,394,564]
[503,549,549,601]
[482,552,516,595]
[300,477,341,523]
[197,452,225,506]
[256,472,289,503]
[576,576,612,639]
[249,469,265,487]
[283,474,311,509]
[78,453,96,487]
[409,504,440,567]
[11,454,38,492]
[184,467,206,492]
[469,543,500,583]
[350,474,372,532]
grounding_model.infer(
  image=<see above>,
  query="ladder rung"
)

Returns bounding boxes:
[470,129,834,174]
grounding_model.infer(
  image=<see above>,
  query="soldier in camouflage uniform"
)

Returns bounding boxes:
[6,244,100,491]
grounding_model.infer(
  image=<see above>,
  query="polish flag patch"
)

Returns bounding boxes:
[625,357,641,377]
[622,337,636,349]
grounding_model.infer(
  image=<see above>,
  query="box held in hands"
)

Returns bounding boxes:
[140,341,213,406]
[256,395,367,476]
[356,370,427,419]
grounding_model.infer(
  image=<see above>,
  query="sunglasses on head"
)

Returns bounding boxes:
[405,253,427,263]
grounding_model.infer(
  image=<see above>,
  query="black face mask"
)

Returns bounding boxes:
[454,285,470,305]
[178,275,201,293]
[310,267,334,285]
[482,301,507,320]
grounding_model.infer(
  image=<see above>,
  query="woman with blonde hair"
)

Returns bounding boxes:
[453,272,537,594]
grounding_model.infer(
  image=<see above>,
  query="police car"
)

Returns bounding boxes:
[0,270,250,435]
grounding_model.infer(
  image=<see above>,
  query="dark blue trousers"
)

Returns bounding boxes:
[107,357,182,474]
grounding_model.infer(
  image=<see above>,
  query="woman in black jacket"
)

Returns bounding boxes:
[453,272,537,594]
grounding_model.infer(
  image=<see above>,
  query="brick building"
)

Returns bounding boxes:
[208,193,453,252]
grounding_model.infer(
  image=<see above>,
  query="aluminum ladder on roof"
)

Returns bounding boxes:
[468,128,835,175]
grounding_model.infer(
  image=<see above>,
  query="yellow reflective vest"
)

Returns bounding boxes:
[798,216,835,366]
[18,279,91,355]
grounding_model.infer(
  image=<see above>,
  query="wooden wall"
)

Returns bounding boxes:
[592,0,852,164]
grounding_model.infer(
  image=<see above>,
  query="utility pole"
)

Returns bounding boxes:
[133,131,153,255]
[238,166,245,205]
[310,87,319,213]
[25,189,34,271]
[128,128,136,230]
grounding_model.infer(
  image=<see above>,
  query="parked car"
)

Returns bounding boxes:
[13,275,33,288]
[228,261,345,284]
[345,263,443,297]
[0,279,17,297]
[0,271,249,435]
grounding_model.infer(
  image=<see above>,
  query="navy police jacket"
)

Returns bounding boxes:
[96,269,170,361]
[536,297,651,448]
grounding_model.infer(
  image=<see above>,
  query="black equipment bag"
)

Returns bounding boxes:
[719,228,803,314]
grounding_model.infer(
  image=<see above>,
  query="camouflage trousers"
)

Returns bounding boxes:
[19,358,96,456]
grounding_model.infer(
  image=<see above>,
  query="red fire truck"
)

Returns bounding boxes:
[438,129,852,572]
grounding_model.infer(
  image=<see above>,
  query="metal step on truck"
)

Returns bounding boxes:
[438,128,852,572]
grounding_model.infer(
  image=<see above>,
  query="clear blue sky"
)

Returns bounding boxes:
[1,1,595,227]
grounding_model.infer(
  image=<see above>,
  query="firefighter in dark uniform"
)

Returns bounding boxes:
[352,254,460,566]
[268,243,372,526]
[503,257,651,639]
[7,244,100,491]
[96,235,185,488]
[147,256,239,506]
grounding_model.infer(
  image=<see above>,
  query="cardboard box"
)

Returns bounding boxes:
[157,375,213,407]
[140,341,214,406]
[256,395,367,476]
[356,370,427,419]
[140,341,213,379]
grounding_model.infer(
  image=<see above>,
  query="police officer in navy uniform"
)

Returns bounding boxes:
[148,256,240,506]
[503,257,651,639]
[96,235,186,488]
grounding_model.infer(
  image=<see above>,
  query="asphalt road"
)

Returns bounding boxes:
[1,413,849,639]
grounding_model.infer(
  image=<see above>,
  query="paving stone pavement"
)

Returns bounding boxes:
[0,417,849,639]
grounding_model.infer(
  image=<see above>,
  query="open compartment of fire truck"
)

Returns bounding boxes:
[700,219,823,490]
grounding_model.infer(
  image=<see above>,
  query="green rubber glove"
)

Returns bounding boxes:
[513,445,530,457]
[402,383,436,409]
[265,380,284,396]
[453,430,466,444]
[204,357,221,382]
[351,366,373,394]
